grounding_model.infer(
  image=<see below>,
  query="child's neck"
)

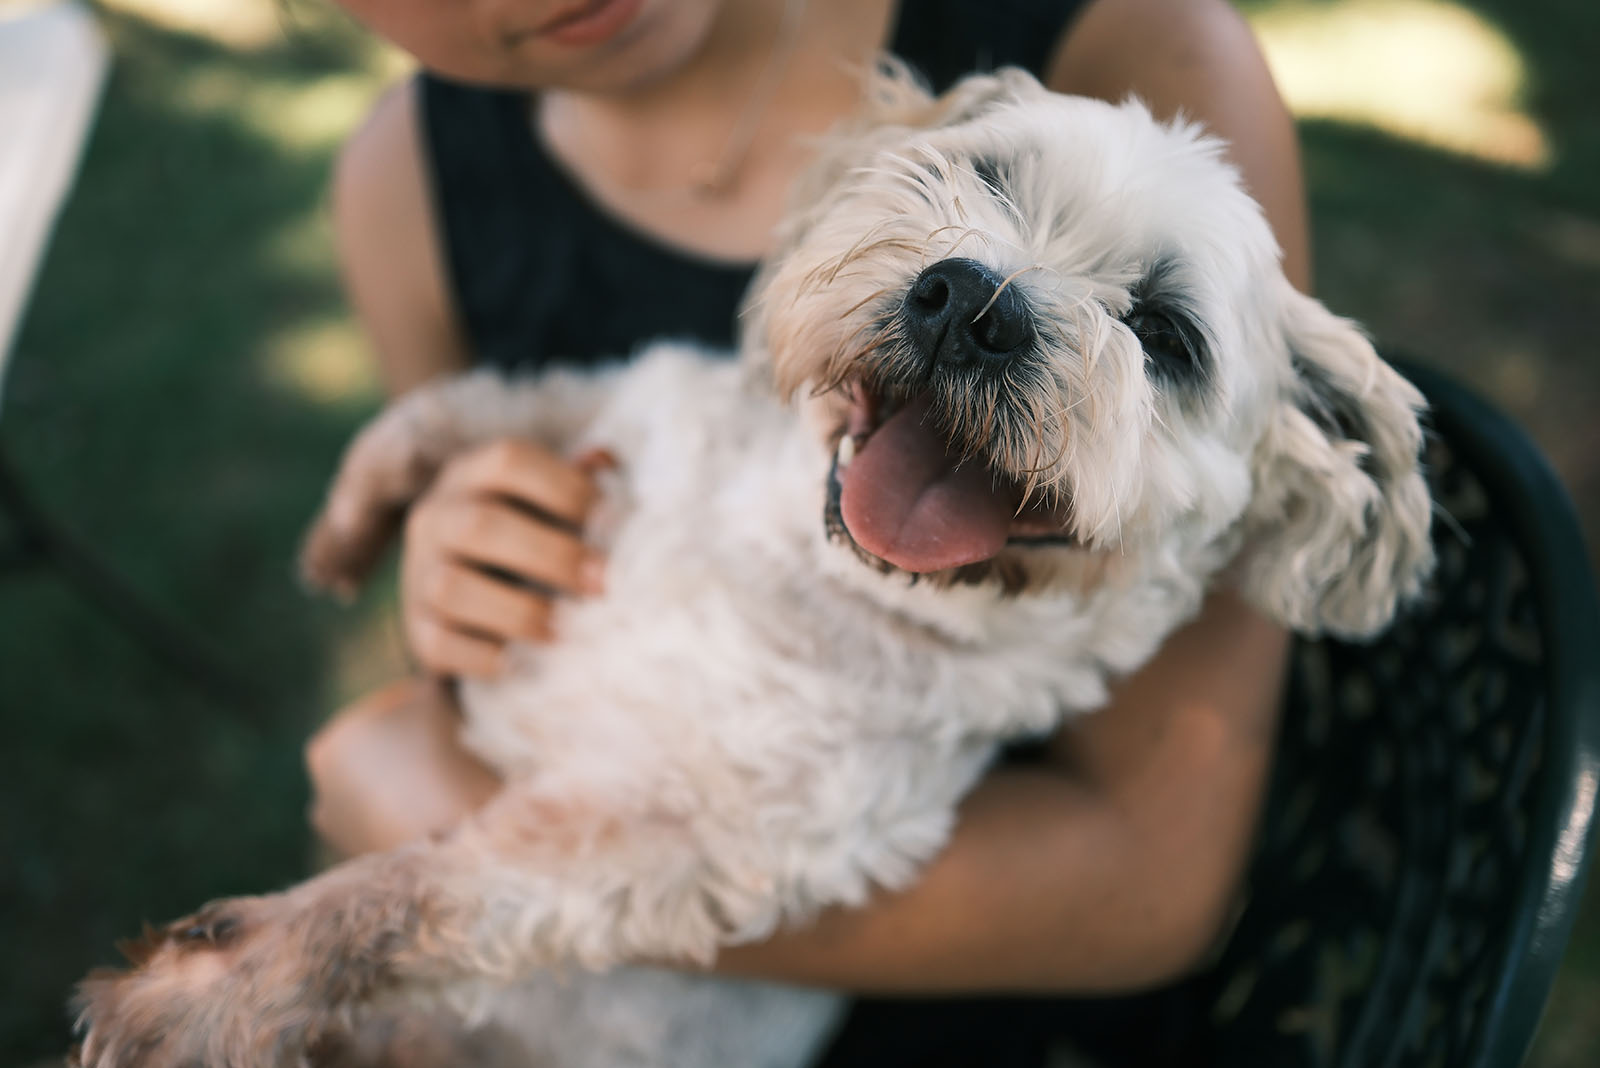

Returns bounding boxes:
[539,0,896,204]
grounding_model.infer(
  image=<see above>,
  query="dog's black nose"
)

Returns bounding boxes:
[903,257,1033,371]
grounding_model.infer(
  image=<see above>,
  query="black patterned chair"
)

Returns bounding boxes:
[1188,361,1600,1067]
[821,362,1600,1068]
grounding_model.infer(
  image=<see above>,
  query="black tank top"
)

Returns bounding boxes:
[420,0,1091,373]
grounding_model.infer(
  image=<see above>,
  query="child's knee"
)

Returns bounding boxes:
[305,679,496,856]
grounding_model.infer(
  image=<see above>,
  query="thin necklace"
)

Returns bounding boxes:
[689,0,809,198]
[539,0,810,202]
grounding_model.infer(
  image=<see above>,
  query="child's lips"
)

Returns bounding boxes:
[525,0,644,48]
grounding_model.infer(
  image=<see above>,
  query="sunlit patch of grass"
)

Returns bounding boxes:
[1247,0,1552,170]
[98,0,411,76]
[164,62,386,153]
[242,71,388,150]
[98,0,291,51]
[265,314,380,407]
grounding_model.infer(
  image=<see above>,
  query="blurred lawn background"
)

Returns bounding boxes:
[0,0,1596,1063]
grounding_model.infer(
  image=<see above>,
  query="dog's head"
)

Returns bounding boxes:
[745,64,1431,638]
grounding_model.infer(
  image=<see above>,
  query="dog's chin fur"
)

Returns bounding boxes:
[77,64,1434,1068]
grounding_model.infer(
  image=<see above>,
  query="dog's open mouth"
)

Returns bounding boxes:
[827,386,1074,573]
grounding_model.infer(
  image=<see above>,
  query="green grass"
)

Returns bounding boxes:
[0,6,390,1057]
[1,0,1596,1063]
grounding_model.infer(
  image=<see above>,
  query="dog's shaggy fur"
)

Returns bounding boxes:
[73,66,1433,1068]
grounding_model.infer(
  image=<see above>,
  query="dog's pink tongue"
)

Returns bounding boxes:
[840,394,1020,572]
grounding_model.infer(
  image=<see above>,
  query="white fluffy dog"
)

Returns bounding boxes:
[74,66,1433,1068]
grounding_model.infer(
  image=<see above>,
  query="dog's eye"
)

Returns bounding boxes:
[1126,309,1194,372]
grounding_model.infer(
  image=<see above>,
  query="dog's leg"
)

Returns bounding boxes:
[301,369,615,596]
[73,786,755,1068]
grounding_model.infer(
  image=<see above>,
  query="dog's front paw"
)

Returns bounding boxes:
[299,491,391,600]
[299,404,442,600]
[73,897,333,1068]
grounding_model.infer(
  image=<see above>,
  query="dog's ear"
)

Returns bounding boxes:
[1235,286,1434,638]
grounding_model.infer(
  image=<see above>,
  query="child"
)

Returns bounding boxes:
[308,0,1305,1060]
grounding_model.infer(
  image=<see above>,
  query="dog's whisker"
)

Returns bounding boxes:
[1081,319,1109,380]
[971,264,1047,324]
[847,236,932,264]
[1016,474,1035,514]
[857,320,900,358]
[819,355,857,395]
[933,225,984,266]
[908,142,958,188]
[853,163,942,203]
[1105,478,1126,557]
[1432,499,1470,547]
[1023,264,1066,295]
[824,218,904,284]
[924,223,971,246]
[808,372,848,399]
[838,286,897,322]
[1011,423,1072,476]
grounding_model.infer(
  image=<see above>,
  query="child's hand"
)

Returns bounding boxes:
[401,438,606,677]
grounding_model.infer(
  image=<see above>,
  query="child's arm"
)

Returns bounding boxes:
[332,79,470,395]
[329,85,607,677]
[715,589,1287,991]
